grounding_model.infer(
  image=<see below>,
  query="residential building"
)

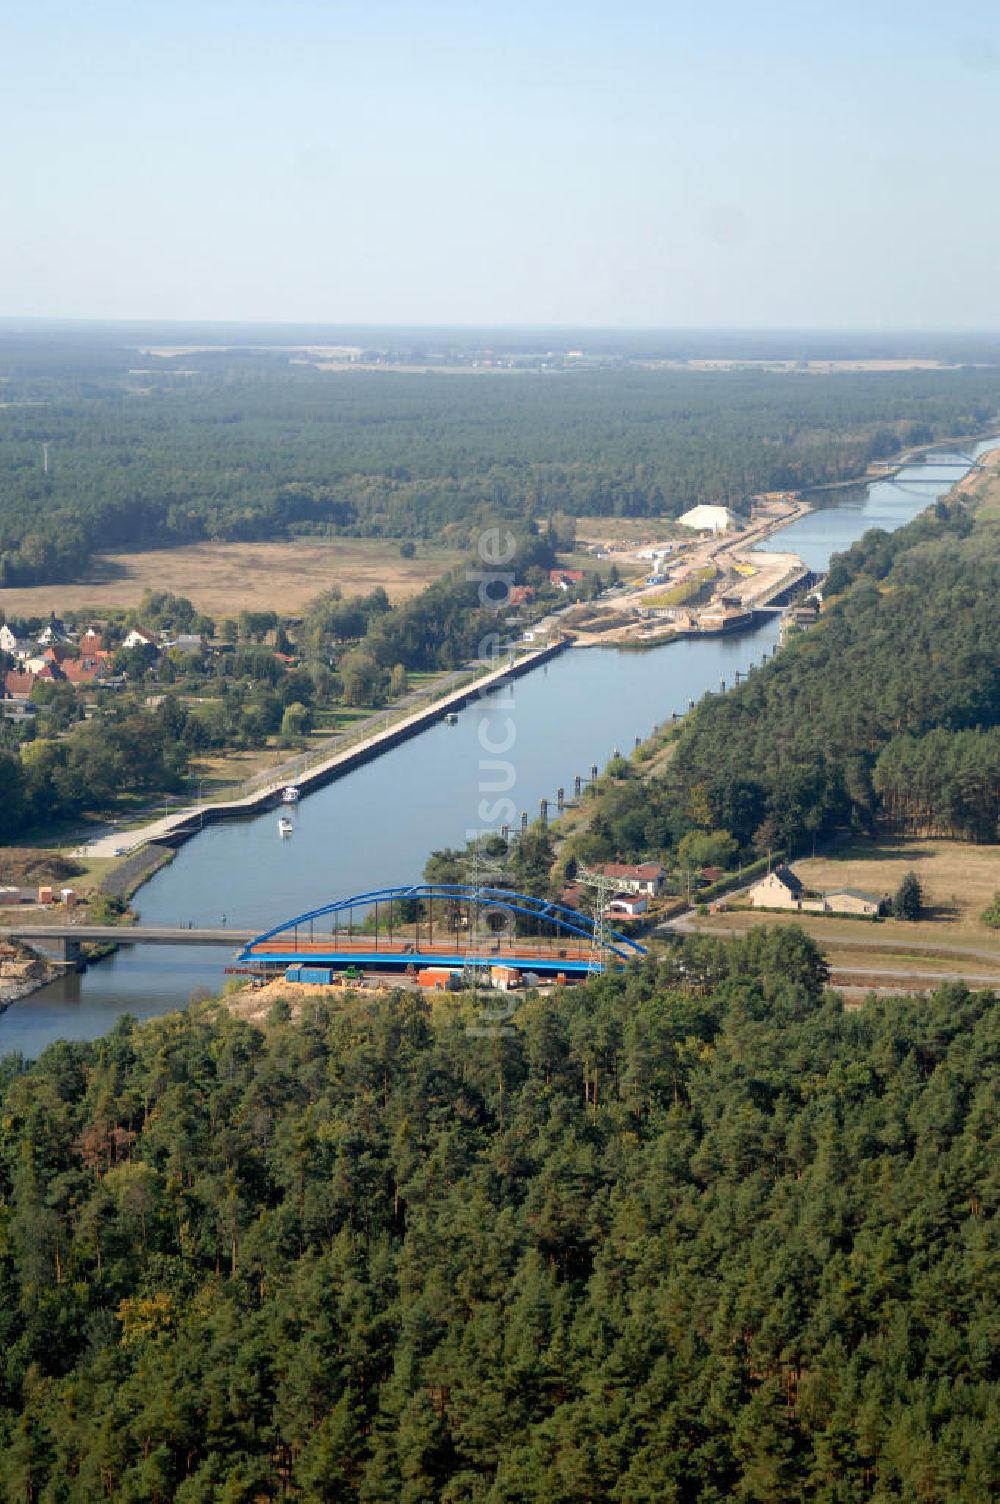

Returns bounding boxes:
[508,586,535,608]
[62,655,108,686]
[594,862,666,896]
[748,866,805,910]
[3,670,36,701]
[37,618,71,645]
[608,892,648,917]
[165,633,208,654]
[0,625,32,658]
[748,866,882,918]
[549,568,585,590]
[122,627,159,651]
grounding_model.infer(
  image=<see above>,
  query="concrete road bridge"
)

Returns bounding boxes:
[0,924,251,966]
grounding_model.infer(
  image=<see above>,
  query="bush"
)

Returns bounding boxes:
[981,892,1000,928]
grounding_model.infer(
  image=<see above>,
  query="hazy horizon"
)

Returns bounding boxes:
[3,1,999,329]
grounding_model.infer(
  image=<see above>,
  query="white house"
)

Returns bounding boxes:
[678,505,736,534]
[122,628,159,651]
[595,862,666,897]
[749,866,882,918]
[749,866,806,910]
[36,619,71,646]
[608,893,648,917]
[0,625,33,660]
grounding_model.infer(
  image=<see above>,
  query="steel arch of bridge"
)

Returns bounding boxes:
[238,883,647,967]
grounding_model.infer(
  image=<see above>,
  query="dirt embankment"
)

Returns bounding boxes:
[0,850,85,889]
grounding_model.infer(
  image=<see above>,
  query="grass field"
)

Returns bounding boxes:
[0,538,461,619]
[703,837,1000,956]
[571,516,685,546]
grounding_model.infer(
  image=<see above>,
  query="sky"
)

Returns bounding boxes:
[2,0,999,329]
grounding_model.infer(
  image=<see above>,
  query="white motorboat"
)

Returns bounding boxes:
[277,814,294,837]
[282,785,301,803]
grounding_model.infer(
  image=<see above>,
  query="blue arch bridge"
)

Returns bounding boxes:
[237,884,647,981]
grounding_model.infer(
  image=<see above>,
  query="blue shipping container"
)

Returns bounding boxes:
[284,966,302,982]
[299,967,333,985]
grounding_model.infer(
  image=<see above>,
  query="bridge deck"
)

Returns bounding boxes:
[244,936,604,974]
[0,925,251,946]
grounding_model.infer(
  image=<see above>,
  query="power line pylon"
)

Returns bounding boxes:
[576,866,617,973]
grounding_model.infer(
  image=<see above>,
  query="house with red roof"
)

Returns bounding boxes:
[3,670,36,701]
[594,862,666,896]
[549,568,585,590]
[62,655,108,686]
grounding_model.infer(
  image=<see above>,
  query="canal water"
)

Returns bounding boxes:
[4,441,995,1056]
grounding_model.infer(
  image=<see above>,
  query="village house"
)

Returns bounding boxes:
[122,627,159,651]
[0,698,37,721]
[34,663,66,685]
[748,866,806,910]
[608,892,648,917]
[549,568,585,591]
[507,585,535,608]
[36,618,72,646]
[164,633,208,655]
[595,862,666,897]
[749,865,882,917]
[0,625,34,660]
[62,655,108,686]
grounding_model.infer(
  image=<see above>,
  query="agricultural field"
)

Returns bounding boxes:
[0,538,460,619]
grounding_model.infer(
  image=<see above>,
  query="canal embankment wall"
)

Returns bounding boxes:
[134,640,571,857]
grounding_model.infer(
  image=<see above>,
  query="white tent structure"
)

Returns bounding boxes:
[677,504,736,533]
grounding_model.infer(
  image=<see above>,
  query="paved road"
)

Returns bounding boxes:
[0,925,253,947]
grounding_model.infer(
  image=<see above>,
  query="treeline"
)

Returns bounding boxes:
[874,727,1000,839]
[2,337,999,584]
[0,934,995,1500]
[0,707,190,841]
[565,493,1000,869]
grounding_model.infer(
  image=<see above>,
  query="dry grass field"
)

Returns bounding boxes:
[0,538,460,619]
[572,516,684,546]
[702,838,1000,962]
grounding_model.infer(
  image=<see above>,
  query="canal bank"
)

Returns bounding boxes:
[81,639,569,861]
[3,440,997,1057]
